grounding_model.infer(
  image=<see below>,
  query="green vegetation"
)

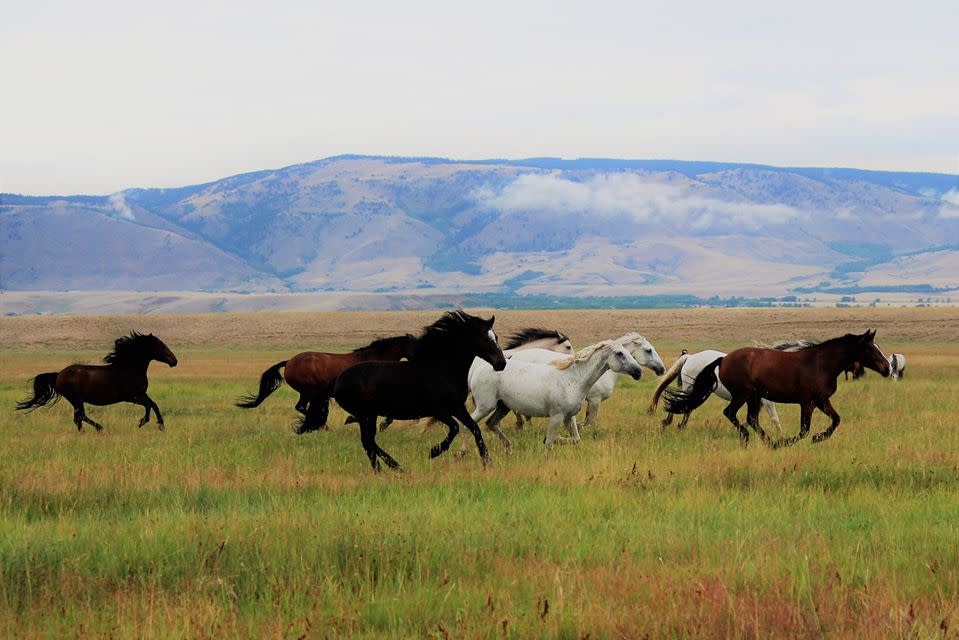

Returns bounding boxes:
[0,327,957,637]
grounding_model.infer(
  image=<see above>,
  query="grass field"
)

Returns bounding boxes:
[1,308,958,638]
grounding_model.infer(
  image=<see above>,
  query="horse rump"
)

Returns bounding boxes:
[662,357,723,415]
[235,361,287,408]
[15,372,61,411]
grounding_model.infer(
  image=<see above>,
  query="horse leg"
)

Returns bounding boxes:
[543,414,565,445]
[358,417,381,472]
[677,411,691,430]
[811,398,841,444]
[582,398,600,428]
[294,394,309,416]
[483,402,513,449]
[453,405,491,466]
[723,397,750,446]
[772,402,813,448]
[513,411,525,429]
[295,393,329,434]
[660,411,675,429]
[136,393,164,430]
[745,394,772,447]
[762,400,783,434]
[562,414,581,444]
[70,400,85,432]
[430,415,460,459]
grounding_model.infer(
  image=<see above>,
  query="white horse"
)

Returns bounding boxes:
[469,340,644,447]
[649,349,784,432]
[506,333,666,427]
[888,353,906,380]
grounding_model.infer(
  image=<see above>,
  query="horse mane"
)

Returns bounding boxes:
[761,333,868,352]
[414,310,488,359]
[615,332,648,347]
[551,340,615,370]
[104,331,161,364]
[353,334,415,353]
[758,339,819,351]
[504,327,570,350]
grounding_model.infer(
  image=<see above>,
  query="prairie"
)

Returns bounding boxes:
[0,308,957,638]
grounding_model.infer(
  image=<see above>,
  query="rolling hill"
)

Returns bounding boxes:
[2,155,957,309]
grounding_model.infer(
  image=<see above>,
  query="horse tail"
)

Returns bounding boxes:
[15,372,61,411]
[662,357,723,415]
[294,383,332,435]
[235,361,287,408]
[647,353,688,415]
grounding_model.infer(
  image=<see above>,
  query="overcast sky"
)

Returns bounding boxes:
[2,0,957,194]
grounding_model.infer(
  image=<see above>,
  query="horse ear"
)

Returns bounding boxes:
[487,315,495,327]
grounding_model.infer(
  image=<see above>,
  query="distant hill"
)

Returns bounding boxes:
[2,155,957,304]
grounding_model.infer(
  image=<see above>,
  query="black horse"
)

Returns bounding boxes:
[16,332,178,431]
[315,310,507,472]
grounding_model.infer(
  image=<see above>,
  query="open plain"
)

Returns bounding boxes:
[1,307,957,638]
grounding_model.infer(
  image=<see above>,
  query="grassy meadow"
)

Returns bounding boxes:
[1,308,958,638]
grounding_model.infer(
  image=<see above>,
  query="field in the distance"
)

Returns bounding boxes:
[1,307,957,638]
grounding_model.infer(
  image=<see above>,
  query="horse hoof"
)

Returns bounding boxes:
[157,423,165,432]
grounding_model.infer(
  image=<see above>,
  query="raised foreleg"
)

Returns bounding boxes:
[430,415,460,459]
[722,397,750,446]
[135,393,165,430]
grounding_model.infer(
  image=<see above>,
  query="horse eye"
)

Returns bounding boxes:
[645,348,652,353]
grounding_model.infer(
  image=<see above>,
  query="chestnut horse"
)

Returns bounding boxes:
[662,330,890,448]
[15,332,178,431]
[236,334,416,433]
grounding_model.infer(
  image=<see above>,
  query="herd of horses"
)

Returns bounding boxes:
[15,311,907,471]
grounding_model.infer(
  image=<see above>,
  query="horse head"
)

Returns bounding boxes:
[607,343,644,380]
[618,333,666,376]
[478,316,507,371]
[856,329,889,377]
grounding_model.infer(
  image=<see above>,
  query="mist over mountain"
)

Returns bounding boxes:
[2,155,957,304]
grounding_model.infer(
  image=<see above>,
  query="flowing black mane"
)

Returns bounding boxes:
[104,332,164,364]
[353,334,415,353]
[772,333,867,352]
[414,310,488,360]
[503,327,570,350]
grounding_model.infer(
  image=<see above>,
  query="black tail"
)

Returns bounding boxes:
[235,361,287,408]
[662,357,723,415]
[16,372,61,411]
[294,385,332,435]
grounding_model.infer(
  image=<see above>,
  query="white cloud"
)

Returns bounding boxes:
[109,192,136,221]
[474,172,801,231]
[940,189,959,218]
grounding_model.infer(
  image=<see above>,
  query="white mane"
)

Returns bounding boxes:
[550,340,616,370]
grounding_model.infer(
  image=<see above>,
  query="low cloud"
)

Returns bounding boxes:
[938,189,959,218]
[474,172,800,231]
[109,192,136,221]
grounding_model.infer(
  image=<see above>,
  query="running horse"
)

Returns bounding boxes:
[662,330,890,447]
[15,332,178,431]
[236,334,416,433]
[329,310,507,472]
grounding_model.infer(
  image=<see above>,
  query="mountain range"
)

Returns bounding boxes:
[2,155,958,307]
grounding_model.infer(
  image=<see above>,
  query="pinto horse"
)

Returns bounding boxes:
[235,334,416,433]
[662,330,890,447]
[15,332,178,431]
[328,310,507,472]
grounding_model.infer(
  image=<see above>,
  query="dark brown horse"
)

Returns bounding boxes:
[662,330,890,448]
[235,334,416,433]
[15,332,178,431]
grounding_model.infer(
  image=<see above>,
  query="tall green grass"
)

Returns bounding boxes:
[1,344,957,638]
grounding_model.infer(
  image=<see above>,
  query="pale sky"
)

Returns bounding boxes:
[2,0,957,195]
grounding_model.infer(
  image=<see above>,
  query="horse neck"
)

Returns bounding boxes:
[565,349,612,393]
[109,356,151,375]
[417,342,475,384]
[816,340,861,378]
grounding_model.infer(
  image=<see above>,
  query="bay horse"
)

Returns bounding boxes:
[15,332,178,431]
[235,334,416,433]
[661,330,890,448]
[328,310,507,472]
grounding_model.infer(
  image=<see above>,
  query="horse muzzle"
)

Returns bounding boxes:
[630,368,642,381]
[167,357,178,368]
[492,358,507,372]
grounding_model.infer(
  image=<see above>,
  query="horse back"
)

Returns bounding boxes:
[720,347,827,402]
[284,351,358,391]
[56,364,140,405]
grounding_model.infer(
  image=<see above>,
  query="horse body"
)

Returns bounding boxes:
[330,311,507,472]
[469,340,644,447]
[662,330,890,447]
[506,333,666,427]
[16,333,177,432]
[649,349,783,432]
[236,334,415,432]
[889,353,906,380]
